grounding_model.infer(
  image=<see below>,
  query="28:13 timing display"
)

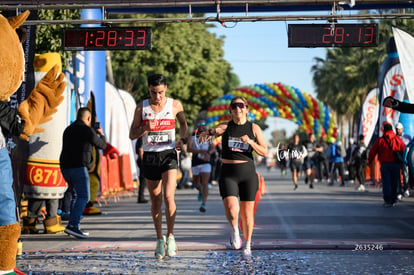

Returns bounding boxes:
[288,24,378,48]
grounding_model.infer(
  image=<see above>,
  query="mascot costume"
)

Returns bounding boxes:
[21,53,68,235]
[0,11,65,274]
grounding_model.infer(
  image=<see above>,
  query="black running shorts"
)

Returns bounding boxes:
[219,162,258,201]
[290,159,303,172]
[142,149,178,181]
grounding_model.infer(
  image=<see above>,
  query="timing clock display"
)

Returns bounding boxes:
[63,27,151,50]
[288,24,378,48]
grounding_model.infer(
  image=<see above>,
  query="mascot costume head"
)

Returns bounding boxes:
[0,11,65,274]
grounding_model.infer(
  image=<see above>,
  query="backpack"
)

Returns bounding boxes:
[335,144,342,157]
[360,148,368,161]
[332,143,343,158]
[352,144,367,165]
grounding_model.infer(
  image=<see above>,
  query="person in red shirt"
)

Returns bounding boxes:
[368,123,405,207]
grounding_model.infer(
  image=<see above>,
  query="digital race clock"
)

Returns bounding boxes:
[288,24,378,48]
[63,27,151,51]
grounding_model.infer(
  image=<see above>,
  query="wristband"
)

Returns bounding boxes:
[180,137,188,144]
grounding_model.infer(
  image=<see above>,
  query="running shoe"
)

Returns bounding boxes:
[357,185,365,191]
[404,189,410,197]
[166,235,177,257]
[293,184,298,190]
[242,248,252,259]
[155,236,166,260]
[383,202,395,208]
[230,234,242,250]
[199,203,206,213]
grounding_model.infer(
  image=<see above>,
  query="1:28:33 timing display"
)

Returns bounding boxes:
[63,27,152,51]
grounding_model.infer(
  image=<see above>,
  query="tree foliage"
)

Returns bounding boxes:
[35,9,80,67]
[311,14,414,139]
[33,11,238,129]
[109,14,239,126]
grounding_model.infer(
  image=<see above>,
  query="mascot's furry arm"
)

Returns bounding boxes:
[17,65,66,140]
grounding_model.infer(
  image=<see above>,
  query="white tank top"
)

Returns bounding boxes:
[191,133,211,165]
[141,98,176,152]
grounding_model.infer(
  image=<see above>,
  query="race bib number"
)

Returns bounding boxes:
[147,132,171,145]
[228,137,249,152]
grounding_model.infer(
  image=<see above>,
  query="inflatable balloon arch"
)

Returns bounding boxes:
[205,82,338,141]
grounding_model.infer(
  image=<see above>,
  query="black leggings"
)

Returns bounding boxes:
[219,162,258,201]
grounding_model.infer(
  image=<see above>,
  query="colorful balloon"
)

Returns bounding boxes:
[206,83,338,140]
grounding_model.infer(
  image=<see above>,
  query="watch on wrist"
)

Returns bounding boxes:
[392,100,399,108]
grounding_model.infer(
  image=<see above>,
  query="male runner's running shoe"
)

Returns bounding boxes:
[155,236,166,259]
[166,235,178,257]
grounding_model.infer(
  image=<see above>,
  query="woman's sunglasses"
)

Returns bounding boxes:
[196,122,206,126]
[230,102,247,110]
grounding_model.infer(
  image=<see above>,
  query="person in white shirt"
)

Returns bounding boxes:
[129,74,188,260]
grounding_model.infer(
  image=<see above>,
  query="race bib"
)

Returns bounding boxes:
[147,132,171,145]
[228,137,249,152]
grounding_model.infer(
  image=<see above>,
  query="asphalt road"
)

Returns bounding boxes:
[16,166,414,274]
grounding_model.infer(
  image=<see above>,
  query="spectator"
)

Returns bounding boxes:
[345,138,357,183]
[368,123,405,207]
[135,137,148,203]
[177,145,192,189]
[351,135,368,191]
[328,138,346,186]
[395,123,411,200]
[383,97,414,199]
[60,107,107,238]
[314,138,329,182]
[209,144,222,185]
[395,123,412,146]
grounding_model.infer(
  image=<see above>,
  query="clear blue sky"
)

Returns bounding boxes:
[207,18,327,141]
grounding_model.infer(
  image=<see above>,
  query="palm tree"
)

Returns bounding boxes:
[311,16,414,141]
